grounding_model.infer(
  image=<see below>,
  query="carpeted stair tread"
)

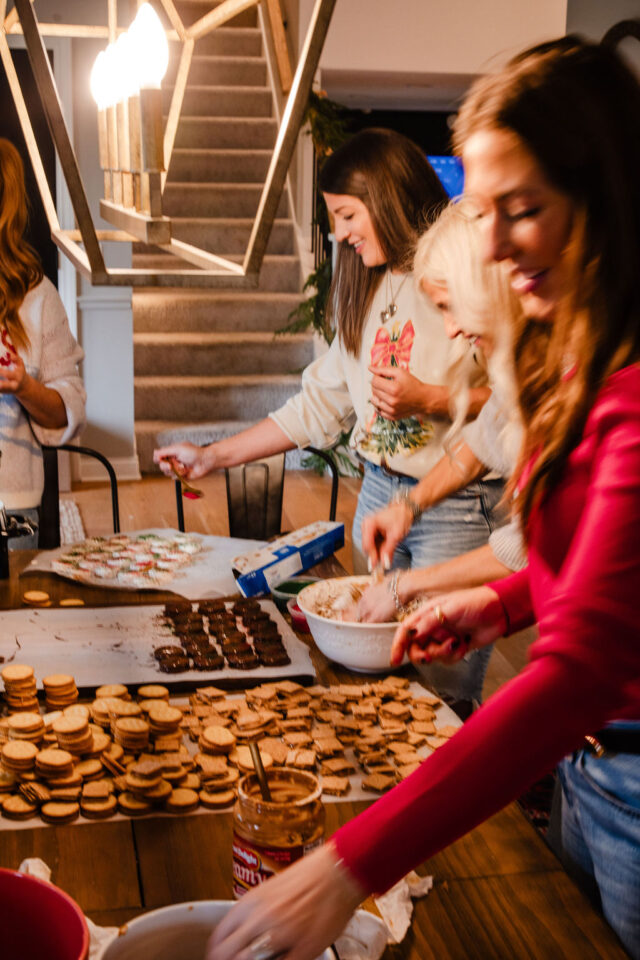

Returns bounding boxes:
[135,375,302,422]
[132,289,302,333]
[166,54,267,86]
[167,147,272,182]
[133,331,313,376]
[171,116,278,149]
[189,26,262,56]
[130,254,301,292]
[162,182,288,218]
[163,85,272,117]
[169,217,294,255]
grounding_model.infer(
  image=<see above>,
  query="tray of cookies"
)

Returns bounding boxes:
[0,669,461,829]
[0,599,315,689]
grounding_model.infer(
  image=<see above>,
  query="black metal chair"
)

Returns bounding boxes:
[174,447,339,537]
[39,444,120,549]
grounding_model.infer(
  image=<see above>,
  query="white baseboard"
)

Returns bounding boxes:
[78,454,141,483]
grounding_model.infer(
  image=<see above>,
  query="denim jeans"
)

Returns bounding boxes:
[553,737,640,959]
[352,461,505,702]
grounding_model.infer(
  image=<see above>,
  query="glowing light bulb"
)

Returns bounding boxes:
[115,31,140,100]
[89,50,110,109]
[128,3,169,89]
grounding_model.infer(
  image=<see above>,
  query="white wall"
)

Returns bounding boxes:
[308,0,568,76]
[290,0,568,248]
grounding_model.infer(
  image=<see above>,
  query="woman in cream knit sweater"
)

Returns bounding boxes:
[0,139,85,544]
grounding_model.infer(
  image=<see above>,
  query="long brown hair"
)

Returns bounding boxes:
[453,37,640,532]
[319,128,447,356]
[0,138,42,352]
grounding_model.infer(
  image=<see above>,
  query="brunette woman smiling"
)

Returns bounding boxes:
[156,127,502,704]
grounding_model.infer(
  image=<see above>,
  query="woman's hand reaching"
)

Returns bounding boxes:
[361,501,413,569]
[206,844,365,960]
[353,576,398,623]
[0,355,27,396]
[390,585,507,667]
[153,442,214,481]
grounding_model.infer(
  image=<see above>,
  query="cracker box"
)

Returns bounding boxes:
[232,521,344,597]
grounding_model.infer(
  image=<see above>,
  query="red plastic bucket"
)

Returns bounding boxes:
[0,868,89,960]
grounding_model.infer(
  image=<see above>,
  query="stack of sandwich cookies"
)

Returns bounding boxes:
[90,697,126,728]
[42,674,79,709]
[95,683,130,700]
[1,793,37,819]
[7,712,45,744]
[40,800,80,824]
[1,664,38,713]
[147,702,182,739]
[125,759,165,797]
[35,748,75,781]
[112,717,150,752]
[52,713,94,755]
[1,740,38,778]
[22,590,50,607]
[137,684,169,702]
[80,779,117,819]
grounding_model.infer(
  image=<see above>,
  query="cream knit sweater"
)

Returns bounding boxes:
[270,273,468,480]
[0,277,86,510]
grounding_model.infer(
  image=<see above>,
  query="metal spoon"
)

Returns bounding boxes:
[166,460,204,500]
[249,741,272,801]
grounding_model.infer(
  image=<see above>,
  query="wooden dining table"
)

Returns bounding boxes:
[0,549,629,959]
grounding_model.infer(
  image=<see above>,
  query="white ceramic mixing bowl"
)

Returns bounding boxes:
[100,900,335,960]
[297,576,402,673]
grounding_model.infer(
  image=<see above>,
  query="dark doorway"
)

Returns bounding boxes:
[0,46,58,287]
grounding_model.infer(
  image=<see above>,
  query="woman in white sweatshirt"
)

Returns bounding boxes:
[0,139,85,546]
[155,129,503,702]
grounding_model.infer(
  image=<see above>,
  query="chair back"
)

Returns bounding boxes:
[225,453,285,541]
[173,447,339,536]
[39,445,120,549]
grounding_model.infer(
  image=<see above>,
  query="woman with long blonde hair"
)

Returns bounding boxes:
[355,200,525,632]
[0,139,85,543]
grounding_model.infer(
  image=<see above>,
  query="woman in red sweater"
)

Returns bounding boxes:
[208,36,640,960]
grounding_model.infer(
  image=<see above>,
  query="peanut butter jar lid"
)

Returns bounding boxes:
[238,768,321,808]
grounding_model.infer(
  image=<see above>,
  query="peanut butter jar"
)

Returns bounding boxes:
[232,768,325,897]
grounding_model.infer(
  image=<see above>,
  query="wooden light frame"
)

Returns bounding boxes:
[2,0,336,287]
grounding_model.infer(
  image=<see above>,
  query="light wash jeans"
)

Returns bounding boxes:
[553,734,640,959]
[352,461,505,703]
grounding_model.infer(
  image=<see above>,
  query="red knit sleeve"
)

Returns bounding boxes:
[489,567,534,634]
[333,371,640,894]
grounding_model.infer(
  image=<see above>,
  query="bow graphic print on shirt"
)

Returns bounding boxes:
[370,320,415,369]
[361,319,433,460]
[0,329,17,368]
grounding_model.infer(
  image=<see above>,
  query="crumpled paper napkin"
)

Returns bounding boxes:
[18,858,119,959]
[334,871,433,959]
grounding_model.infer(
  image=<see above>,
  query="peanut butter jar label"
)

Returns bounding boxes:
[232,833,323,897]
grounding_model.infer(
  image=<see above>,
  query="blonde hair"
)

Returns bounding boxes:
[0,139,41,352]
[414,200,522,463]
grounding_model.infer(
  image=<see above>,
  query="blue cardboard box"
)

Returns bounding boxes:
[232,521,345,597]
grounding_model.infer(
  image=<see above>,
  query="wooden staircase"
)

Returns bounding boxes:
[133,1,310,472]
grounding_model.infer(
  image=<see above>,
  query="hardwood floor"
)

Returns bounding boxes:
[65,471,533,698]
